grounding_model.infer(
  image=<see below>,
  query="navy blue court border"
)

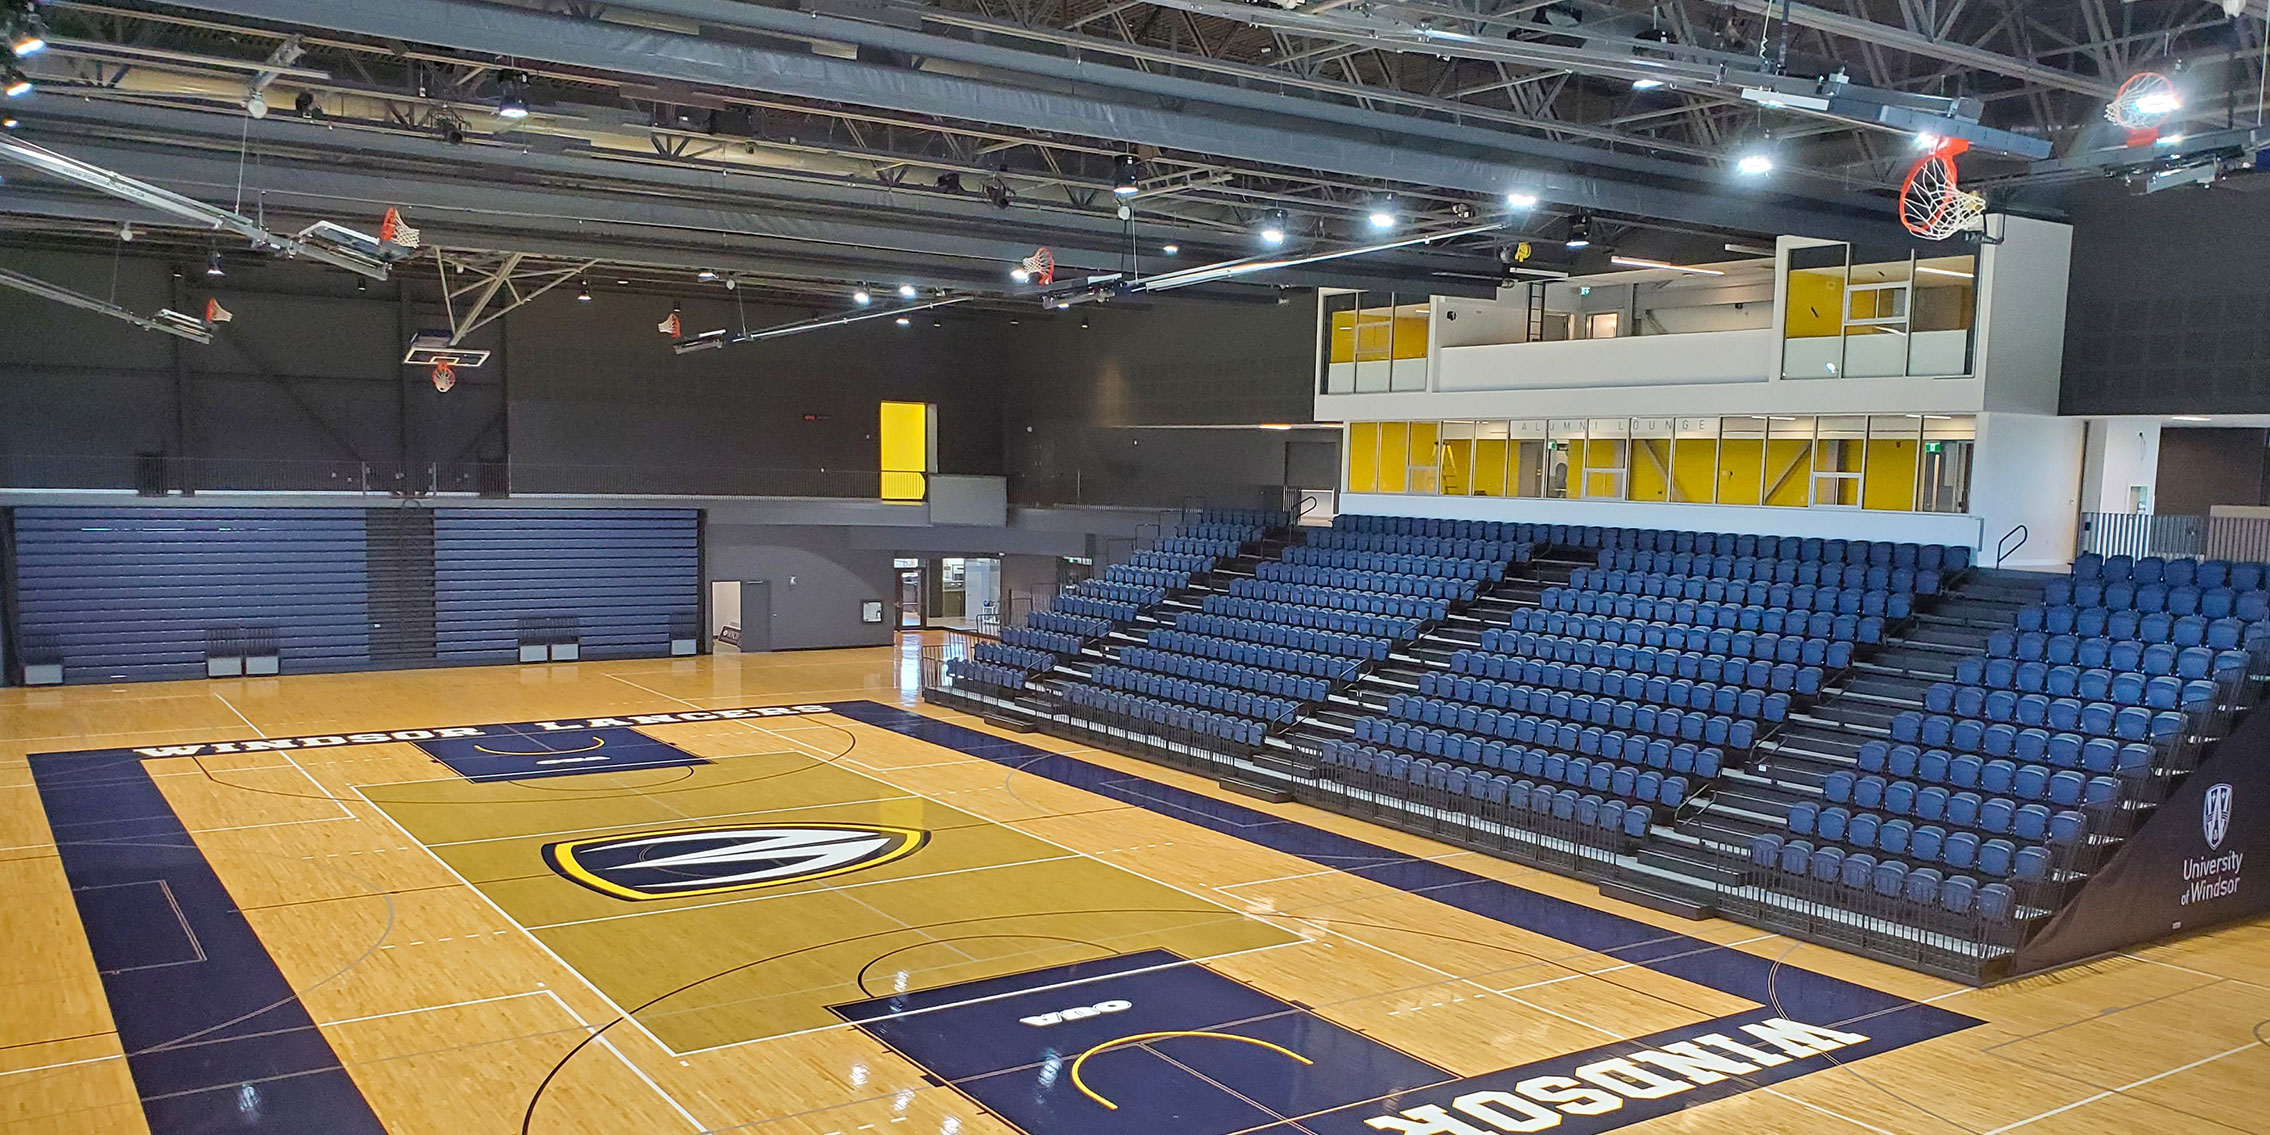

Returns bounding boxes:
[27,700,1979,1134]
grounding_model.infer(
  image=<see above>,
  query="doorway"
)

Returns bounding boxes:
[896,561,924,629]
[709,580,772,652]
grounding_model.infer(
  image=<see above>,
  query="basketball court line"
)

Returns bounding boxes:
[29,698,1983,1133]
[1980,1042,2265,1135]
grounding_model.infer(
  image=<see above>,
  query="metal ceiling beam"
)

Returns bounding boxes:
[1712,0,2122,99]
[0,265,215,343]
[0,133,392,278]
[144,0,1896,237]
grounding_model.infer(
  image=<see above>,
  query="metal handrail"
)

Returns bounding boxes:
[1995,524,2028,568]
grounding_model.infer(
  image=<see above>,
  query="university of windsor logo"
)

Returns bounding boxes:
[2203,783,2233,851]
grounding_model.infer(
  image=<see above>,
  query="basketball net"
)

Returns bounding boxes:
[430,360,457,393]
[378,207,421,249]
[1899,138,1986,241]
[2104,71,2181,132]
[656,311,682,338]
[1019,247,1055,286]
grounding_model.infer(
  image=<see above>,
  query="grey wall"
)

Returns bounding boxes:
[2062,183,2270,415]
[705,523,896,651]
[998,292,1325,506]
[0,248,1007,493]
[2154,428,2270,515]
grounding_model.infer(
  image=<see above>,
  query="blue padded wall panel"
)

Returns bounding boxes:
[11,508,372,683]
[433,509,698,663]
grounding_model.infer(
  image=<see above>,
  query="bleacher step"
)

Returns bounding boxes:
[1599,879,1718,919]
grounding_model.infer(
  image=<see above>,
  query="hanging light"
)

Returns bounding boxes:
[8,8,44,57]
[1505,191,1539,209]
[852,287,872,306]
[1161,243,1179,255]
[495,69,529,119]
[204,249,226,277]
[1366,196,1399,231]
[1257,208,1288,247]
[1111,154,1140,197]
[696,267,719,281]
[575,279,593,302]
[1736,151,1775,176]
[897,283,918,299]
[1564,213,1593,250]
[894,316,911,327]
[1010,265,1031,283]
[3,67,30,98]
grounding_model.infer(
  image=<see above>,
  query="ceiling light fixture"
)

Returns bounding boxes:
[204,249,225,277]
[1161,243,1179,255]
[852,287,872,306]
[1010,265,1031,283]
[2172,415,2211,422]
[575,279,592,302]
[4,68,30,98]
[1257,209,1288,247]
[495,70,530,119]
[1609,256,1724,275]
[1367,196,1399,231]
[897,283,918,299]
[1736,151,1775,176]
[894,316,911,327]
[1914,265,1976,279]
[1111,154,1140,197]
[696,267,719,281]
[8,9,43,57]
[1631,78,1665,91]
[1505,191,1539,209]
[1564,213,1593,249]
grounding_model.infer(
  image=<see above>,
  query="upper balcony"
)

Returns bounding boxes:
[1315,216,2070,423]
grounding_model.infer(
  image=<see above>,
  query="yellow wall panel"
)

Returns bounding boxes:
[1786,269,1845,338]
[1377,422,1409,493]
[1718,439,1763,505]
[1346,422,1380,492]
[1864,438,1919,511]
[1670,440,1717,503]
[1471,439,1509,497]
[1764,440,1812,507]
[879,400,932,501]
[1628,439,1670,502]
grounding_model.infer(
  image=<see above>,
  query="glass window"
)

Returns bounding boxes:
[1864,415,1924,511]
[1671,417,1720,503]
[1545,419,1586,499]
[1842,260,1912,379]
[1920,414,1976,513]
[1470,421,1512,497]
[1627,417,1674,502]
[1763,416,1812,507]
[1581,418,1628,499]
[1783,243,1848,380]
[1438,421,1477,496]
[1910,255,1978,376]
[1345,421,1381,492]
[1510,420,1548,498]
[1406,421,1440,493]
[1811,414,1866,507]
[1718,415,1768,505]
[1376,421,1409,492]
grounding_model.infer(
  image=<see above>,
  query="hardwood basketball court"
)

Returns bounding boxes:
[5,638,2265,1135]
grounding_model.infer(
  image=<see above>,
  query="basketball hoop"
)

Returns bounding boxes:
[1017,247,1055,286]
[430,360,457,393]
[2104,71,2182,131]
[1899,138,1986,241]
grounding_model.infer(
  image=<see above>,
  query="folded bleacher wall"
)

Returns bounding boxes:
[2010,706,2270,973]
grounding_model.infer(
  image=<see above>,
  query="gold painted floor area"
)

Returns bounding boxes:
[2,636,2268,1135]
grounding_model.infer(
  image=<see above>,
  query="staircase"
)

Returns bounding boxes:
[1630,567,2056,904]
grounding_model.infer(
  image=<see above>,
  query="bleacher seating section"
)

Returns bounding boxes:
[940,515,2265,973]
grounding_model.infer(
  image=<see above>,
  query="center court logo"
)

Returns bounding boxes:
[543,823,928,901]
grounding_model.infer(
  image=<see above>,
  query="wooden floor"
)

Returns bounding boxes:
[5,634,2269,1135]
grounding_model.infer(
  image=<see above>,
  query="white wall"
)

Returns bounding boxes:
[1434,329,1779,393]
[1978,215,2075,415]
[1339,491,1986,548]
[1969,412,2087,570]
[2078,417,2163,514]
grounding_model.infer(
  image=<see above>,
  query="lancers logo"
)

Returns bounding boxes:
[543,823,928,901]
[2204,783,2234,851]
